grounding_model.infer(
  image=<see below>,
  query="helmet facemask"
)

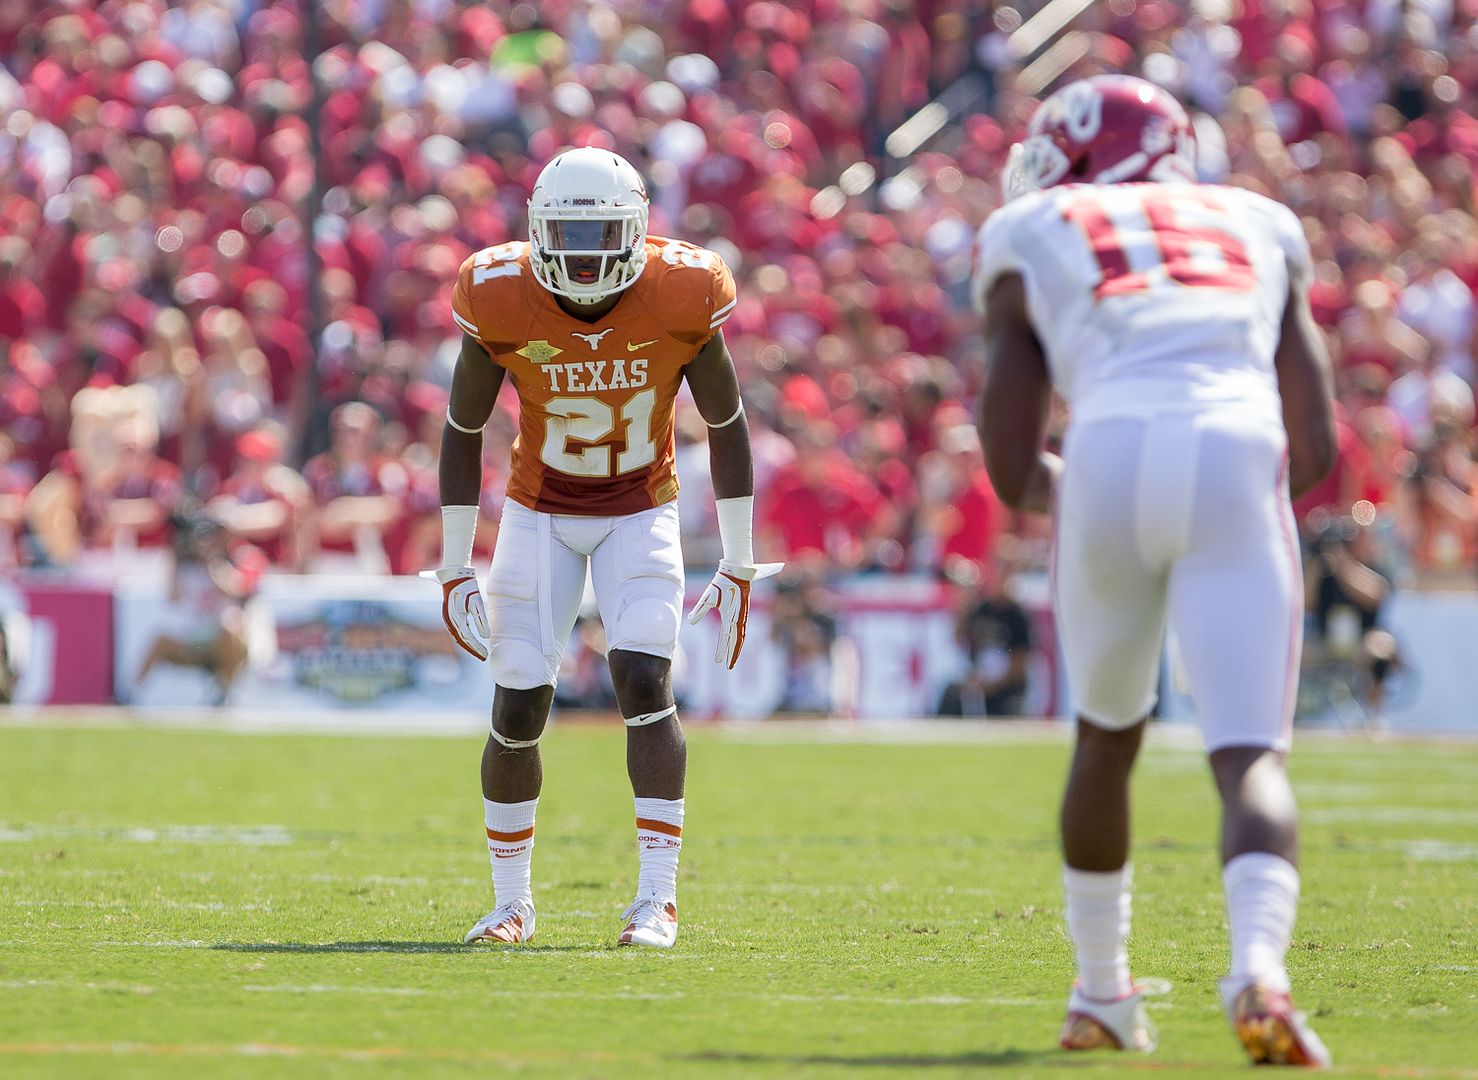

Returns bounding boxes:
[530,205,647,305]
[1002,135,1074,199]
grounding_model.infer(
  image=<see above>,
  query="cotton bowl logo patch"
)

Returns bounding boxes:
[517,340,564,364]
[277,601,459,703]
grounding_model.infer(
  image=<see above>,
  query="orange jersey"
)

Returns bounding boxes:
[452,237,736,516]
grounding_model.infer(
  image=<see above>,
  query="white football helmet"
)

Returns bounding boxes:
[528,148,650,305]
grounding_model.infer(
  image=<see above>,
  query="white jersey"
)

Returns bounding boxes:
[973,182,1311,427]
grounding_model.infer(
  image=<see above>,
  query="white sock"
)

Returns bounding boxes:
[1223,852,1298,994]
[634,796,684,903]
[484,797,537,906]
[1063,864,1134,1000]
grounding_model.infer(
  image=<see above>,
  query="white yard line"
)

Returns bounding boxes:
[1306,807,1478,826]
[0,824,294,845]
[0,1040,640,1066]
[4,708,1475,745]
[4,979,1474,1029]
[7,898,273,912]
[0,978,156,994]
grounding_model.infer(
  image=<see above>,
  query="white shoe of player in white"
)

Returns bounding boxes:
[463,898,536,944]
[1059,982,1159,1053]
[617,896,677,948]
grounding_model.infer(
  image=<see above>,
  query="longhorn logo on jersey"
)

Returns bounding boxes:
[571,328,614,351]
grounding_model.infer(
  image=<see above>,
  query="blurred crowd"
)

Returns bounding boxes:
[2,0,1477,595]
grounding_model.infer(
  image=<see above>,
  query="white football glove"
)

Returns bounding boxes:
[686,559,784,669]
[421,566,489,661]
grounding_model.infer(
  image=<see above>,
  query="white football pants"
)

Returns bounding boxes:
[1055,410,1302,751]
[483,500,684,690]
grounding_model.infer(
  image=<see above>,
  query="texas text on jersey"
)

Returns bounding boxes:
[451,236,736,517]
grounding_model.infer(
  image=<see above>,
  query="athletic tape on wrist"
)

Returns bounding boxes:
[624,705,677,727]
[440,505,478,568]
[715,496,755,566]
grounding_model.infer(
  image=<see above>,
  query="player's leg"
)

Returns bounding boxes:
[594,503,686,948]
[1169,415,1330,1066]
[1054,419,1170,1053]
[466,504,585,944]
[130,633,214,703]
[206,612,250,704]
[609,651,684,800]
[136,635,204,680]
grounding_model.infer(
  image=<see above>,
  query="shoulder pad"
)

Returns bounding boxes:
[645,237,736,344]
[454,242,530,343]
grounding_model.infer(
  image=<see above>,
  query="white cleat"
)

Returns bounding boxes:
[463,898,536,944]
[617,896,678,949]
[1059,982,1159,1053]
[1221,979,1332,1067]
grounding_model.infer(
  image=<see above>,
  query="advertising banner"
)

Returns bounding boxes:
[111,573,1042,718]
[115,576,484,711]
[105,570,1478,731]
[0,579,114,705]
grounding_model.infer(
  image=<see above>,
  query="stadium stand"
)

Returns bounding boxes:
[0,0,1474,598]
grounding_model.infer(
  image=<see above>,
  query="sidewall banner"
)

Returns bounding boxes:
[0,580,114,705]
[115,576,486,710]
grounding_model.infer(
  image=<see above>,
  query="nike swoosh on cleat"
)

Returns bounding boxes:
[627,340,658,351]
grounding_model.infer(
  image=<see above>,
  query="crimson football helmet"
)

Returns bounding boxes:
[1003,75,1196,199]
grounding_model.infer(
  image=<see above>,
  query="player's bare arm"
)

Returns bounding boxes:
[683,329,783,668]
[1273,263,1337,498]
[684,331,752,499]
[423,333,507,661]
[978,272,1061,515]
[441,333,506,505]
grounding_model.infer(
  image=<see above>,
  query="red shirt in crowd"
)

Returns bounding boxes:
[763,455,884,562]
[939,469,1002,569]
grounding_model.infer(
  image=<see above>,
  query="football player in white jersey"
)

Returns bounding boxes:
[975,76,1337,1066]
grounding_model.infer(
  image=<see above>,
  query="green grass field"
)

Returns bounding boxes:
[1,719,1474,1079]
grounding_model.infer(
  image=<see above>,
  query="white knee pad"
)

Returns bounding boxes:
[487,639,554,691]
[625,705,677,727]
[613,596,680,655]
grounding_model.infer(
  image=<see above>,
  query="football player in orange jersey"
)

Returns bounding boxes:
[425,148,781,949]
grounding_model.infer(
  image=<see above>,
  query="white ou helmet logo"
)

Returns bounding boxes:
[1031,80,1103,143]
[528,148,650,306]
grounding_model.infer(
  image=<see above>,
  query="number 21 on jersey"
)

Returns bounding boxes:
[542,389,656,478]
[1063,189,1256,299]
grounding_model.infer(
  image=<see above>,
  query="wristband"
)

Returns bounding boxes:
[715,496,755,566]
[440,504,479,567]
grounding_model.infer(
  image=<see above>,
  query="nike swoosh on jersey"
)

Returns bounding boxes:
[627,339,658,351]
